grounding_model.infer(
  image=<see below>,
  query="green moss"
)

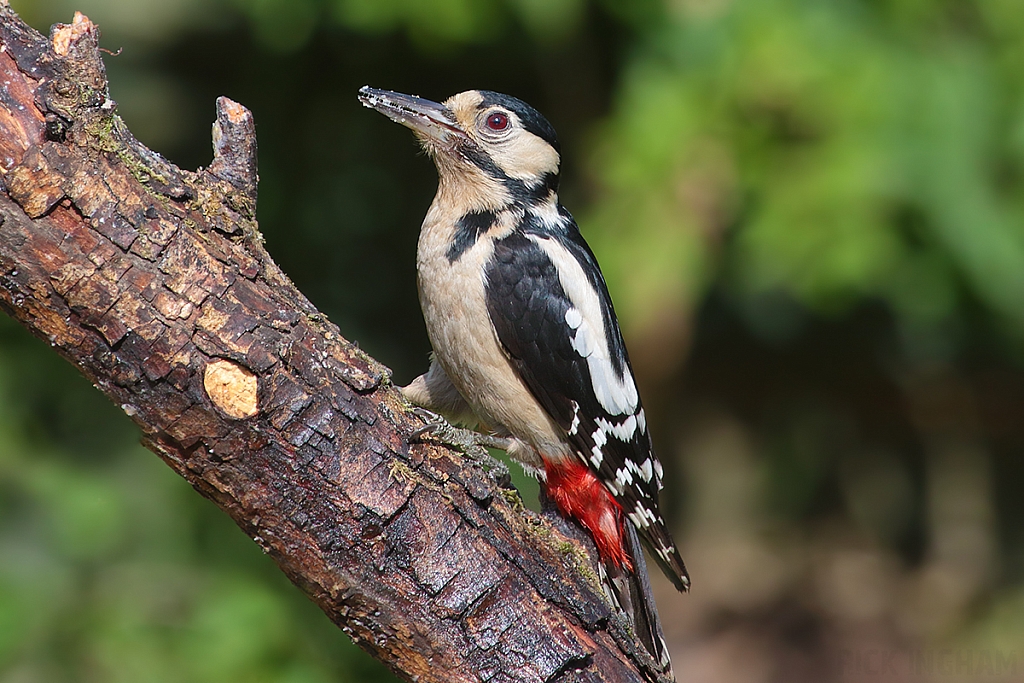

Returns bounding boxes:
[81,112,117,153]
[116,144,171,188]
[554,536,602,589]
[79,115,174,189]
[500,487,524,512]
[387,460,416,484]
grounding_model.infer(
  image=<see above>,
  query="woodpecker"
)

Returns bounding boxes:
[358,86,689,669]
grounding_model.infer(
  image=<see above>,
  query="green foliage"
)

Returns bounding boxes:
[585,0,1024,350]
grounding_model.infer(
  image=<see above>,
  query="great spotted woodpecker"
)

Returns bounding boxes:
[359,87,689,671]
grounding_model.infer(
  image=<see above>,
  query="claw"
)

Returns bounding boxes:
[408,407,447,442]
[469,446,511,488]
[406,407,512,487]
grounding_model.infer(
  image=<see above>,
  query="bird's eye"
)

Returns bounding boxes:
[486,112,509,131]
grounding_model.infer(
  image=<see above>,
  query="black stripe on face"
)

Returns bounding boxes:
[458,143,559,205]
[447,209,497,262]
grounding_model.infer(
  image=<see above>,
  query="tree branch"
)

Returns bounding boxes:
[0,6,672,683]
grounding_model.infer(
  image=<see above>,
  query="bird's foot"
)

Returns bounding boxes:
[408,408,512,487]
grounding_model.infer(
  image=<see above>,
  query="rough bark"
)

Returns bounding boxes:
[0,6,672,683]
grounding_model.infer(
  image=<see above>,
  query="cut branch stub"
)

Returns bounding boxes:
[0,6,674,683]
[209,96,258,213]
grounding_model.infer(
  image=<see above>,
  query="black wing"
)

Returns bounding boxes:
[484,211,689,591]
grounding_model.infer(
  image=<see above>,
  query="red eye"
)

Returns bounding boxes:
[486,112,509,131]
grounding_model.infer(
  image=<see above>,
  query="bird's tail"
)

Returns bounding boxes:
[600,522,674,679]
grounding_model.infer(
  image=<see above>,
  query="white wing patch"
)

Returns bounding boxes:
[615,466,634,489]
[639,458,654,483]
[590,425,608,469]
[626,501,658,530]
[568,400,581,436]
[615,458,656,497]
[595,415,638,442]
[565,307,583,329]
[626,502,650,530]
[532,235,639,417]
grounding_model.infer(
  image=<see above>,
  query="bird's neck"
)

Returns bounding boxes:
[434,151,561,215]
[435,165,510,216]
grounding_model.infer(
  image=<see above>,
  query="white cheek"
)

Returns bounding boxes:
[489,131,559,181]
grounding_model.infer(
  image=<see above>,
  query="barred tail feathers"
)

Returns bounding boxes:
[543,457,674,676]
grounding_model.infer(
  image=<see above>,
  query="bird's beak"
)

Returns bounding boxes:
[358,86,466,143]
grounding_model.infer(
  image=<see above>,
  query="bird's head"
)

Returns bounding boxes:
[359,87,560,207]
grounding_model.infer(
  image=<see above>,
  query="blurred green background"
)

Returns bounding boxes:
[3,0,1024,681]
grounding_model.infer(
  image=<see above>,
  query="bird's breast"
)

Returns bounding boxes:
[415,206,567,459]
